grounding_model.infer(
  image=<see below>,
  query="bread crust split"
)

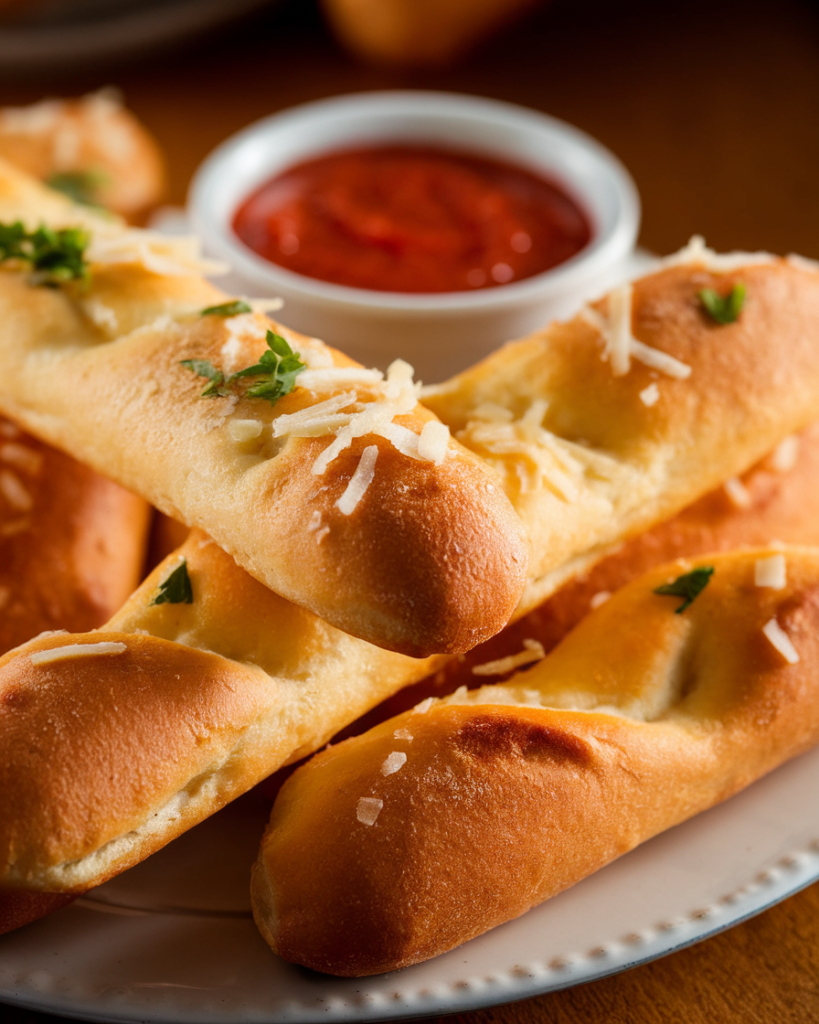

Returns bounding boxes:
[253,546,819,976]
[0,158,528,656]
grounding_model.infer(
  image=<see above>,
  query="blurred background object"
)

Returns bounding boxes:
[320,0,548,65]
[0,0,280,70]
[0,89,165,221]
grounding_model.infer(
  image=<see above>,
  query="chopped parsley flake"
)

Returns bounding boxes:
[46,170,107,209]
[699,283,746,324]
[181,329,306,406]
[150,560,193,606]
[654,566,714,613]
[201,299,253,317]
[0,220,90,285]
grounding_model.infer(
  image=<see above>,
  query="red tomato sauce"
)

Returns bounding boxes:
[232,145,592,294]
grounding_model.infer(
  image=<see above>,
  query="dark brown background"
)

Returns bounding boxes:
[2,0,819,1020]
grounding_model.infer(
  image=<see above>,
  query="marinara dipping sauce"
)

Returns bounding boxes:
[232,144,592,294]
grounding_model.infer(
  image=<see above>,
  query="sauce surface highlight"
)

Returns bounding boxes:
[232,145,592,294]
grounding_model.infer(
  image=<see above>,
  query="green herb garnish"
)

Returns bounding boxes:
[181,329,306,406]
[654,566,714,613]
[46,170,107,209]
[699,283,746,324]
[150,560,193,606]
[179,357,228,397]
[0,220,90,285]
[201,299,253,317]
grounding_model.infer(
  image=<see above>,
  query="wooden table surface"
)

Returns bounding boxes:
[2,0,819,1020]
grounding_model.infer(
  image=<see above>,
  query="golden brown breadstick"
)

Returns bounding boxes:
[0,416,150,657]
[422,246,819,617]
[0,90,165,223]
[0,529,437,896]
[0,414,150,932]
[253,546,819,976]
[0,159,528,656]
[388,423,819,708]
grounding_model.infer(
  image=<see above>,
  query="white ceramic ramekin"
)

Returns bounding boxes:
[189,91,640,382]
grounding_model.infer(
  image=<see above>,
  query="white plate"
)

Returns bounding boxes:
[1,741,818,1024]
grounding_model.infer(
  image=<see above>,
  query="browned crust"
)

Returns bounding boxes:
[364,422,819,717]
[425,258,819,615]
[0,629,274,890]
[0,160,529,657]
[0,418,151,657]
[253,548,819,976]
[0,528,436,895]
[0,890,75,935]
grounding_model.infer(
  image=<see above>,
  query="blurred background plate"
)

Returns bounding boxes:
[0,0,280,69]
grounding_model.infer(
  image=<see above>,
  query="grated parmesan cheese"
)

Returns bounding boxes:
[336,445,378,515]
[665,235,775,272]
[30,641,128,666]
[639,383,660,407]
[606,282,634,375]
[724,476,752,509]
[590,590,612,609]
[393,728,413,741]
[298,367,383,392]
[87,230,228,278]
[247,297,284,314]
[472,638,546,677]
[630,339,691,379]
[0,469,33,511]
[582,290,691,381]
[227,419,263,443]
[767,436,799,473]
[786,253,819,274]
[413,697,435,714]
[381,751,407,776]
[417,420,450,464]
[0,443,42,475]
[356,797,383,826]
[457,401,595,502]
[265,355,450,477]
[755,554,786,590]
[82,298,119,333]
[762,618,799,664]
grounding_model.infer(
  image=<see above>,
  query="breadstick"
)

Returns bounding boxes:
[0,172,817,654]
[0,90,165,223]
[0,416,150,657]
[252,545,819,976]
[392,422,819,706]
[0,528,439,897]
[0,159,528,656]
[423,244,819,616]
[0,415,150,934]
